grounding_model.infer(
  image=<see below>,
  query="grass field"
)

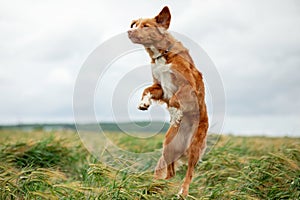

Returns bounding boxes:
[0,129,299,199]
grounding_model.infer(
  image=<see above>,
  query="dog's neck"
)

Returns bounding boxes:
[145,32,180,63]
[150,43,174,60]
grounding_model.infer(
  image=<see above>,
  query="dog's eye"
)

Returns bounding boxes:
[130,21,137,28]
[143,24,149,28]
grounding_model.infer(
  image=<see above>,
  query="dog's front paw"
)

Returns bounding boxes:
[138,102,150,110]
[138,92,152,111]
[178,187,189,197]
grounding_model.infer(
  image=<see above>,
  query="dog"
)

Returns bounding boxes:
[128,6,209,196]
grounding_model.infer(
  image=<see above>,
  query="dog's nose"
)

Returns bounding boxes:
[127,30,134,38]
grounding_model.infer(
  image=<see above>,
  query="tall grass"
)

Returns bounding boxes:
[0,130,299,199]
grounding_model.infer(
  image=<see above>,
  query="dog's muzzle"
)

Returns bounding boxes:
[128,30,140,43]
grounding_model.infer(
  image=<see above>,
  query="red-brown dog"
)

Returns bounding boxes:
[128,6,209,196]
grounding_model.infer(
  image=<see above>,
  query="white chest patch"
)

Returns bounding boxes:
[151,61,177,100]
[149,45,177,99]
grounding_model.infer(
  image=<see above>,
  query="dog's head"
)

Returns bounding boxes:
[128,6,171,46]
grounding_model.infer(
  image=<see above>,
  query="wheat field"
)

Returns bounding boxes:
[0,129,299,199]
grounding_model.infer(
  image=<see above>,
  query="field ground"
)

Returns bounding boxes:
[0,129,299,199]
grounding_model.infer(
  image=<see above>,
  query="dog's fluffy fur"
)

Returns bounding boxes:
[128,6,209,196]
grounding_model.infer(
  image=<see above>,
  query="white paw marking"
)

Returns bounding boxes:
[168,107,183,126]
[138,92,152,110]
[178,188,183,195]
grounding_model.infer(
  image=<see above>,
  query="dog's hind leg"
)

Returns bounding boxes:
[179,121,208,196]
[154,125,180,180]
[165,161,176,179]
[154,156,166,179]
[164,125,180,180]
[163,121,196,180]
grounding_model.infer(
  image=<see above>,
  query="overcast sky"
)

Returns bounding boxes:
[0,0,299,136]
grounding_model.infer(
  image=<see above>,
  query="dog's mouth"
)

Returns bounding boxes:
[127,30,142,44]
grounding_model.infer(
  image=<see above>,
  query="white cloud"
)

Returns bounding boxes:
[47,67,73,85]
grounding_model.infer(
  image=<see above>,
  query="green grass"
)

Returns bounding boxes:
[0,130,299,199]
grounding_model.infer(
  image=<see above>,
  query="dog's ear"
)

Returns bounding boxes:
[155,6,171,29]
